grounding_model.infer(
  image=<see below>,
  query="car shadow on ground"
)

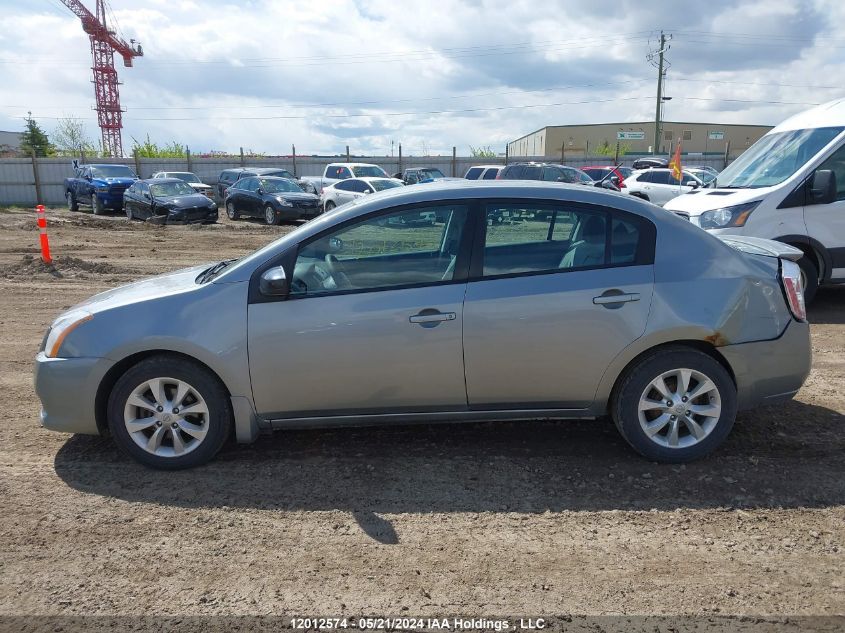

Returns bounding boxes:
[55,397,845,544]
[808,286,845,324]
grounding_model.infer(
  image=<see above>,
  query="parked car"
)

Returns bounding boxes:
[298,163,391,196]
[65,163,138,215]
[631,157,670,170]
[684,167,717,185]
[35,180,810,470]
[497,162,598,186]
[394,167,462,185]
[152,171,215,200]
[216,167,296,202]
[224,176,320,225]
[581,165,634,186]
[623,168,706,206]
[123,178,218,224]
[464,165,503,180]
[666,98,845,303]
[321,177,403,212]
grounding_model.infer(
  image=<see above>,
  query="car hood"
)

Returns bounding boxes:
[159,194,214,208]
[188,182,212,190]
[274,191,319,201]
[68,263,212,316]
[92,177,137,187]
[664,186,771,215]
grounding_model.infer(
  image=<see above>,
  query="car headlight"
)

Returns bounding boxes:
[43,310,93,358]
[276,197,293,207]
[699,201,761,229]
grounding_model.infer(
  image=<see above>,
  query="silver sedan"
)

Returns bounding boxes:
[35,181,811,469]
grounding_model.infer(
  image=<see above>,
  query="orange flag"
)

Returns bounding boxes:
[669,140,683,181]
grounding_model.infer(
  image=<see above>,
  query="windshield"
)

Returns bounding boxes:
[261,178,301,193]
[420,168,445,179]
[689,169,716,184]
[90,165,136,179]
[150,181,196,197]
[370,179,403,192]
[352,165,388,177]
[716,126,844,189]
[574,169,594,183]
[168,172,201,184]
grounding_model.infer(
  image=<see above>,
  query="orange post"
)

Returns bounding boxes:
[36,204,52,265]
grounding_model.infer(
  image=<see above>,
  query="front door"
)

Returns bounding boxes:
[463,201,655,409]
[804,143,845,280]
[248,202,473,418]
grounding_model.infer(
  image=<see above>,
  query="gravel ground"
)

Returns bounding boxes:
[0,205,842,628]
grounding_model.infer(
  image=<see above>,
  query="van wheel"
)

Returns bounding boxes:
[611,347,737,463]
[796,255,819,304]
[107,355,233,470]
[66,191,78,212]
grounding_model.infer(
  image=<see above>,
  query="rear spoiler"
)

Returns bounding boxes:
[717,235,803,262]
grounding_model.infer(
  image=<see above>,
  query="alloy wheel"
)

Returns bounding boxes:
[226,202,236,219]
[123,377,209,458]
[264,205,276,225]
[637,368,722,449]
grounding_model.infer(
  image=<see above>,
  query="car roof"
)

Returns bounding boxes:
[253,175,296,181]
[87,163,130,168]
[468,165,502,169]
[771,97,845,133]
[140,177,187,184]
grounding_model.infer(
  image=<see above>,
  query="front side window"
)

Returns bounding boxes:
[814,142,845,202]
[291,204,469,297]
[481,204,647,277]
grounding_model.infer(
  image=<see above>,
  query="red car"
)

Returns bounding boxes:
[581,165,632,187]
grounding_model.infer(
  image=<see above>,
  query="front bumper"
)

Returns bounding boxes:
[160,208,219,224]
[34,352,114,435]
[96,192,126,209]
[720,319,812,410]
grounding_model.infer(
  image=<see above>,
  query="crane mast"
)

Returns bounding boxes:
[59,0,142,157]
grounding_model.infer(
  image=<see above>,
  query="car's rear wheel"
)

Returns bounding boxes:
[796,254,819,304]
[324,200,336,213]
[264,204,279,226]
[226,201,239,220]
[66,191,78,212]
[611,347,737,463]
[107,355,232,470]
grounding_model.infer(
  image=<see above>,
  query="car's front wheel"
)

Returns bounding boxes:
[264,204,279,226]
[92,196,106,215]
[611,347,737,463]
[107,355,233,469]
[226,201,239,220]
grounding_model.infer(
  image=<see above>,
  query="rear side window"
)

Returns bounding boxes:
[334,180,354,191]
[501,166,523,179]
[482,168,499,180]
[650,171,671,185]
[465,167,483,179]
[521,166,541,180]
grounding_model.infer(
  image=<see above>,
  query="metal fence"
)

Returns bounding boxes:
[0,153,730,206]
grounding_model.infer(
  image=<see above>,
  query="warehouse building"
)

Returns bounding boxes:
[508,121,773,159]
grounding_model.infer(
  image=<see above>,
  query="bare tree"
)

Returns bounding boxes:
[52,116,97,157]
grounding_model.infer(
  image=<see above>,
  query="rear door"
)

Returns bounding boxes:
[463,200,655,409]
[804,142,845,280]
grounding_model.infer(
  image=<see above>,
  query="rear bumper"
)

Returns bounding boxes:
[34,352,114,435]
[720,319,812,410]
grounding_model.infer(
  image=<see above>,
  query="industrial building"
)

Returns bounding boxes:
[508,121,773,159]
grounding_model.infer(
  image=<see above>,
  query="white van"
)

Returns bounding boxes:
[665,98,845,302]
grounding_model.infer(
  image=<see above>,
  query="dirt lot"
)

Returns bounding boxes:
[0,205,843,625]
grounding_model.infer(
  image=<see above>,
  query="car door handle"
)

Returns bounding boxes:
[409,310,456,325]
[593,292,640,305]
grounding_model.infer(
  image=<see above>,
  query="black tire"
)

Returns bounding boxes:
[92,196,106,216]
[796,254,819,305]
[611,346,737,463]
[324,200,336,213]
[264,204,279,226]
[66,191,78,212]
[226,201,240,220]
[107,355,233,470]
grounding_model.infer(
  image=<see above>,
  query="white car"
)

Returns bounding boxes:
[152,171,215,199]
[622,168,706,206]
[320,177,404,212]
[665,98,845,302]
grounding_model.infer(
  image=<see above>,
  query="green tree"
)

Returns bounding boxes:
[52,116,98,157]
[470,145,496,158]
[130,134,187,158]
[20,112,54,156]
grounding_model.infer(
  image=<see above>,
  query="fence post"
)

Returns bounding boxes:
[239,147,245,167]
[505,144,509,165]
[451,146,456,177]
[133,149,141,177]
[723,140,730,169]
[614,141,620,164]
[186,147,192,173]
[292,144,297,177]
[585,140,589,158]
[346,145,350,162]
[398,144,402,172]
[31,150,42,205]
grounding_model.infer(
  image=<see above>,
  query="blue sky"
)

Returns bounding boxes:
[0,0,842,155]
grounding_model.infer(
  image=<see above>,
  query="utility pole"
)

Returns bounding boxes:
[652,30,668,155]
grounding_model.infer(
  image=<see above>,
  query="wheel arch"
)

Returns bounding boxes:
[773,234,831,282]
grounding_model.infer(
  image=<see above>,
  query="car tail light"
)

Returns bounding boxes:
[780,259,806,321]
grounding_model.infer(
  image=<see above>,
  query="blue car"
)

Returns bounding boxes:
[65,163,139,215]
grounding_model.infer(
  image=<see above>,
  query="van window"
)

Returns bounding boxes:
[716,127,844,189]
[816,143,845,202]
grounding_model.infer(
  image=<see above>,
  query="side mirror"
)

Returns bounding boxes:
[259,266,288,296]
[810,169,837,205]
[362,189,371,194]
[256,187,265,195]
[685,181,699,188]
[600,180,619,191]
[610,175,619,184]
[143,192,151,200]
[328,236,343,252]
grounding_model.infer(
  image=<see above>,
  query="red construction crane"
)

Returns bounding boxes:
[59,0,142,157]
